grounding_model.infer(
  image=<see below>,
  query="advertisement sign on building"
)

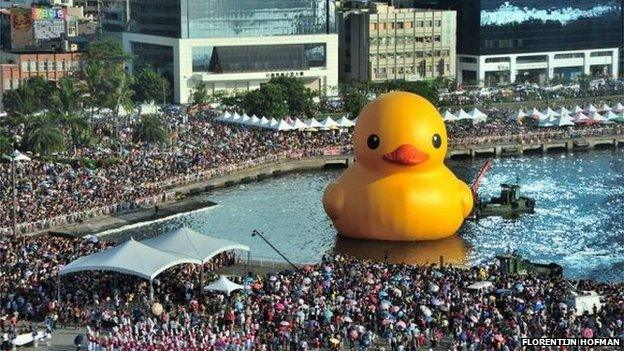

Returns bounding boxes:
[34,19,66,40]
[31,7,68,21]
[10,8,34,48]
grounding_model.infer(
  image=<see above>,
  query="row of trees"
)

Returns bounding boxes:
[192,76,442,120]
[1,39,171,156]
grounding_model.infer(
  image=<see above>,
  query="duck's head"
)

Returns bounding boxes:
[353,91,447,173]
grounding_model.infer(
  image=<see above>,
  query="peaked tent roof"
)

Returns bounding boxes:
[305,118,323,129]
[275,119,292,131]
[615,103,624,112]
[321,117,340,129]
[442,110,457,121]
[572,105,584,114]
[204,275,245,295]
[291,118,309,130]
[336,116,356,128]
[60,239,195,281]
[455,109,472,120]
[259,117,271,128]
[142,227,249,264]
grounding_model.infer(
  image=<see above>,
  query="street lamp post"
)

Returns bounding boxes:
[5,150,30,238]
[251,230,298,270]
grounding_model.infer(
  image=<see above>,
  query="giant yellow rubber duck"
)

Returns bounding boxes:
[323,91,473,241]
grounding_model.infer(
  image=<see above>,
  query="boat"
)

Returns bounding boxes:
[470,160,536,219]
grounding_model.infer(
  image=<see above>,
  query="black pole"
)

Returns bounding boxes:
[251,230,297,270]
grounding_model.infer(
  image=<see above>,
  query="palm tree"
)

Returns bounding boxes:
[133,114,170,144]
[3,83,37,117]
[24,114,66,155]
[105,67,134,151]
[83,60,105,121]
[51,77,87,116]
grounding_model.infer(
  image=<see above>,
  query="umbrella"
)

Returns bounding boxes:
[431,298,443,306]
[429,283,439,293]
[280,321,290,327]
[396,321,407,330]
[302,277,311,285]
[330,338,340,345]
[151,303,163,316]
[276,303,285,311]
[420,306,432,317]
[343,316,353,323]
[582,327,594,338]
[380,302,391,310]
[349,329,358,338]
[269,275,277,282]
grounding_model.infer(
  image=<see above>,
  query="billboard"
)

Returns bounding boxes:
[10,8,34,48]
[32,7,67,40]
[479,0,622,54]
[31,7,68,21]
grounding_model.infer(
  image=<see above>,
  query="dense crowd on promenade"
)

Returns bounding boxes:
[439,79,624,106]
[2,101,624,234]
[1,230,623,350]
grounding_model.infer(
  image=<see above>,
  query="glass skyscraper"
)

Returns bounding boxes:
[126,0,335,39]
[118,0,338,103]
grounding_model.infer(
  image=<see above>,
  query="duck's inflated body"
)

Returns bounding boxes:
[323,92,473,241]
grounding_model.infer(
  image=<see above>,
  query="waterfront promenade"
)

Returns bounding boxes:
[9,128,624,238]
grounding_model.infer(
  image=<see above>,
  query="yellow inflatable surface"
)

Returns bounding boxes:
[323,91,473,241]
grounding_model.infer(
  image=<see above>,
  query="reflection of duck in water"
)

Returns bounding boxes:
[333,234,471,266]
[323,92,473,241]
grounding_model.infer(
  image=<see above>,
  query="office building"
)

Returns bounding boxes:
[338,0,456,83]
[0,51,84,92]
[106,0,338,104]
[455,0,622,86]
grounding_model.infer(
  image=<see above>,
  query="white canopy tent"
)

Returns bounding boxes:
[142,227,250,264]
[455,109,472,120]
[515,109,526,120]
[231,113,242,123]
[275,119,293,131]
[555,115,575,127]
[204,275,244,295]
[572,105,584,114]
[269,118,279,129]
[538,115,556,127]
[249,115,261,126]
[574,112,591,124]
[586,104,598,113]
[615,103,624,112]
[336,116,356,128]
[467,281,493,291]
[60,239,196,299]
[259,117,271,129]
[541,107,560,117]
[604,110,619,121]
[241,114,251,125]
[442,110,457,122]
[469,108,487,124]
[527,108,542,118]
[321,117,340,130]
[305,118,324,129]
[291,118,309,130]
[557,107,570,116]
[601,104,612,112]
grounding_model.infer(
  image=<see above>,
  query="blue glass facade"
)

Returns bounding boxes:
[181,0,335,39]
[125,0,335,39]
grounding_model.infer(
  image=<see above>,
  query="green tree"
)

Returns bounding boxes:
[133,114,170,144]
[24,114,66,155]
[51,77,86,116]
[84,39,130,64]
[268,77,316,118]
[244,83,288,119]
[577,74,591,90]
[380,80,439,105]
[105,67,135,150]
[341,88,368,118]
[132,66,171,104]
[0,127,12,155]
[191,81,209,105]
[3,83,37,117]
[59,113,92,147]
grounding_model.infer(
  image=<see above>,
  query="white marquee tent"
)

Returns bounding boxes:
[60,239,197,298]
[291,118,309,130]
[572,105,584,114]
[455,109,472,120]
[321,117,340,129]
[305,118,323,129]
[204,275,244,295]
[442,110,457,122]
[336,116,356,128]
[142,227,250,264]
[616,103,624,112]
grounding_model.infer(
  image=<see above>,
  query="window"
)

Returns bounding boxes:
[404,21,413,29]
[397,22,404,29]
[381,23,386,30]
[590,51,613,57]
[485,57,510,63]
[434,35,441,42]
[435,20,441,27]
[460,57,477,63]
[554,53,584,59]
[21,61,28,72]
[416,21,423,28]
[371,23,377,30]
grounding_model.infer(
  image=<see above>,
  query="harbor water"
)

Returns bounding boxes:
[114,149,624,282]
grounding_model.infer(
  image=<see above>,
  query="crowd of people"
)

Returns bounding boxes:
[2,102,624,235]
[439,79,624,107]
[2,229,623,350]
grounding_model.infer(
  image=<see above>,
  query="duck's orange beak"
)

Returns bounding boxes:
[383,144,429,165]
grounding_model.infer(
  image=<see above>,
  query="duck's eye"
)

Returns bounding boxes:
[367,134,380,150]
[432,134,442,149]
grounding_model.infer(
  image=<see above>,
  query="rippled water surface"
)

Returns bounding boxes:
[117,150,624,282]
